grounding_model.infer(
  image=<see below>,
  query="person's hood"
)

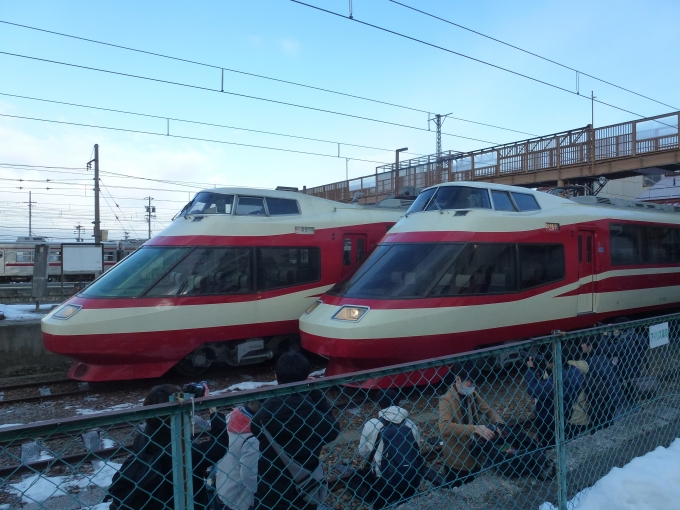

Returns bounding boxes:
[378,406,410,424]
[228,407,252,434]
[568,359,589,374]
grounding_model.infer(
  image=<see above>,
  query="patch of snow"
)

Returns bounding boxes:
[0,423,23,429]
[0,303,54,321]
[540,438,680,510]
[211,380,278,395]
[37,450,54,461]
[76,402,138,416]
[309,369,326,378]
[8,460,120,503]
[86,503,111,510]
[102,438,116,449]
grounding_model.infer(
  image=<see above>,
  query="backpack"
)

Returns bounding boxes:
[108,436,173,510]
[473,424,551,478]
[373,418,423,488]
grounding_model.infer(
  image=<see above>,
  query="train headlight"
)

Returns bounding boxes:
[332,306,369,322]
[52,304,82,320]
[305,300,322,314]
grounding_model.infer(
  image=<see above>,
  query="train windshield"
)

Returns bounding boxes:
[80,247,189,298]
[185,192,234,215]
[406,186,491,214]
[329,243,464,299]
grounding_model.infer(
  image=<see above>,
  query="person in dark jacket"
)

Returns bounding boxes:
[607,328,648,398]
[108,384,229,510]
[525,351,584,446]
[581,339,625,431]
[251,353,340,510]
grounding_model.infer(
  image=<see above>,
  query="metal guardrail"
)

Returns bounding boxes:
[1,312,679,509]
[305,111,680,202]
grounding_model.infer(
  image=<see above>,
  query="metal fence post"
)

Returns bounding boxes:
[553,338,568,510]
[170,394,195,510]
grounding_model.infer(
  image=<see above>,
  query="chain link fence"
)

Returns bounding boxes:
[2,312,679,510]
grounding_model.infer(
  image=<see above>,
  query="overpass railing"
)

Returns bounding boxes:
[305,111,680,202]
[1,312,679,509]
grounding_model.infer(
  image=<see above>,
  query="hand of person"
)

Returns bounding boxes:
[526,357,535,369]
[473,425,496,441]
[202,383,210,397]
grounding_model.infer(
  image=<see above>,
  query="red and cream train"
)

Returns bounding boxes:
[41,187,409,381]
[301,182,680,378]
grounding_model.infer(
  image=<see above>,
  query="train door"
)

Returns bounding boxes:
[341,234,368,276]
[577,230,594,314]
[0,250,4,275]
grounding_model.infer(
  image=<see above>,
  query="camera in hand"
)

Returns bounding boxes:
[182,381,208,397]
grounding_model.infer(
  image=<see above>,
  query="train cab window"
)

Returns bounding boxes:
[147,247,253,296]
[235,197,266,216]
[511,193,541,211]
[81,247,189,298]
[266,197,300,215]
[405,187,437,214]
[491,191,517,211]
[256,247,320,291]
[430,243,517,296]
[425,186,491,211]
[16,251,33,263]
[186,192,234,215]
[518,244,565,290]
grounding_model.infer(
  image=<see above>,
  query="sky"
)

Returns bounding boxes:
[1,0,679,241]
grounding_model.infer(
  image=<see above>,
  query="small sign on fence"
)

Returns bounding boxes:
[649,322,669,349]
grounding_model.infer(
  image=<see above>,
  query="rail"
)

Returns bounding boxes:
[305,111,680,202]
[1,312,679,509]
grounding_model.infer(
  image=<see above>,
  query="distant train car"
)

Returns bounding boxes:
[0,237,143,283]
[42,187,411,381]
[300,182,680,383]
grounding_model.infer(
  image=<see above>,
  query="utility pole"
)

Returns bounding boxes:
[145,197,155,240]
[74,224,84,242]
[87,144,101,245]
[429,113,453,159]
[27,191,36,236]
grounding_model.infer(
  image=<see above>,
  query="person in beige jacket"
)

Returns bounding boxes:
[438,365,503,486]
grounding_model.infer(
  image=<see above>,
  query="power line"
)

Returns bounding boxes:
[290,1,673,123]
[0,91,426,157]
[388,0,678,111]
[0,50,500,145]
[0,18,535,137]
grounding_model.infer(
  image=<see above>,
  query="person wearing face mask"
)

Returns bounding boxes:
[438,363,503,486]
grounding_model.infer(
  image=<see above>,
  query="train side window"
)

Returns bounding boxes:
[610,224,643,265]
[491,191,517,211]
[266,197,300,215]
[356,237,365,263]
[256,247,320,291]
[235,197,266,216]
[586,237,592,264]
[518,244,565,290]
[104,251,116,262]
[48,251,62,263]
[343,239,352,266]
[147,247,253,296]
[16,251,33,263]
[511,192,541,211]
[644,227,676,264]
[431,243,517,296]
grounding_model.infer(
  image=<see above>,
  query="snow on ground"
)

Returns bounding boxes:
[309,369,326,378]
[76,402,139,416]
[540,438,680,510]
[0,423,22,429]
[8,460,120,503]
[211,380,278,395]
[0,303,56,321]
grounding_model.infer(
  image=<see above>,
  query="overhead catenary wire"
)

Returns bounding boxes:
[0,18,536,137]
[290,1,674,124]
[0,91,426,157]
[388,0,678,111]
[0,50,500,145]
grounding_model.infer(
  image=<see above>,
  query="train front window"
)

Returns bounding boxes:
[425,186,491,211]
[332,243,464,299]
[405,187,436,214]
[147,247,253,296]
[80,247,189,298]
[186,192,234,215]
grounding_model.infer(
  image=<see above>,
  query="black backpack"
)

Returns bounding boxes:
[108,436,174,510]
[373,418,423,488]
